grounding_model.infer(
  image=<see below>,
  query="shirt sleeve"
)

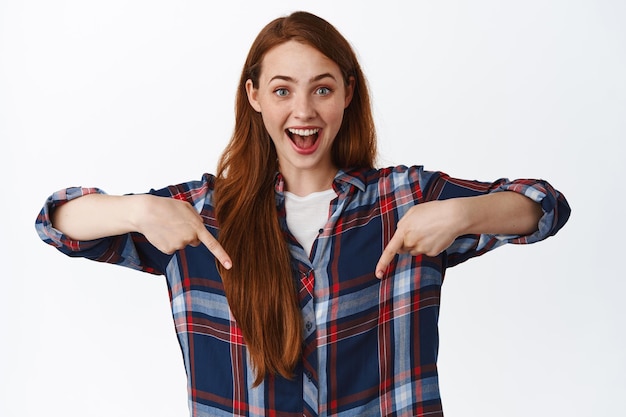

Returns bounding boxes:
[34,174,217,275]
[416,168,571,268]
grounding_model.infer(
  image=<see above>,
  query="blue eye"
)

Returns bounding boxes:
[316,87,331,95]
[274,88,289,97]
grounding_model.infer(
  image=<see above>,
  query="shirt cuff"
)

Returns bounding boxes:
[492,179,557,245]
[35,186,107,252]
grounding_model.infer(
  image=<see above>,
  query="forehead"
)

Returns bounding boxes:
[259,40,342,82]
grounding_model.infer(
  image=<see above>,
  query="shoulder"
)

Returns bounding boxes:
[340,166,439,204]
[358,165,436,189]
[148,173,216,205]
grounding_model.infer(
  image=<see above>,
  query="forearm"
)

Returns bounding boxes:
[51,193,146,241]
[454,191,543,237]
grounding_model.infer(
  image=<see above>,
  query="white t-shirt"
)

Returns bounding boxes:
[284,189,335,256]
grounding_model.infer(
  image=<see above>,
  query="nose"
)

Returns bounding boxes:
[293,94,316,120]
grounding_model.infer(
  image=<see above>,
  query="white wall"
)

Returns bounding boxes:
[2,0,624,416]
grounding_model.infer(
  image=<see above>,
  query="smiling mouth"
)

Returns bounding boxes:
[286,128,320,149]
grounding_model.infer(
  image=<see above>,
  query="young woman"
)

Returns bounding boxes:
[36,11,570,417]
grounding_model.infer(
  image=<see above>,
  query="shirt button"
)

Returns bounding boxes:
[305,321,313,331]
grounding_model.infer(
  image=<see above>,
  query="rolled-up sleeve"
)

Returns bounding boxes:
[35,186,106,252]
[492,178,570,245]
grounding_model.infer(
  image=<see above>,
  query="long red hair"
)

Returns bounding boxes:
[214,11,377,386]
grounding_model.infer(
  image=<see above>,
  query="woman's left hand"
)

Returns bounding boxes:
[374,191,543,278]
[375,199,461,278]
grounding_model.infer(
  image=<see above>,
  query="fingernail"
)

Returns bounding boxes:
[375,270,383,279]
[224,260,232,270]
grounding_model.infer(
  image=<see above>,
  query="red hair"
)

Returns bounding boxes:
[214,11,376,386]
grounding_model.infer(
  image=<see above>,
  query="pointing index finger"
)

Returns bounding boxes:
[375,231,404,279]
[197,226,232,270]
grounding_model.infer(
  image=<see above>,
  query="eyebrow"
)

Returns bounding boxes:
[268,73,337,84]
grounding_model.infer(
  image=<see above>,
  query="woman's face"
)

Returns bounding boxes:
[246,40,353,191]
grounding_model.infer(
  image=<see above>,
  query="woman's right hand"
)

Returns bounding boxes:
[133,195,232,269]
[52,193,232,269]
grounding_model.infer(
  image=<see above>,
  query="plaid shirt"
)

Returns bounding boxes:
[35,166,570,416]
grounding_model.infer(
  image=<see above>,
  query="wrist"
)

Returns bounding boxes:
[448,197,473,237]
[125,194,152,233]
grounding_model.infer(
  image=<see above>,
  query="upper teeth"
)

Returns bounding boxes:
[288,128,319,137]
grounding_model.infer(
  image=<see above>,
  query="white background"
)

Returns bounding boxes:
[1,0,625,416]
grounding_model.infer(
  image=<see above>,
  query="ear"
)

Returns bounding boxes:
[344,76,355,109]
[245,79,262,113]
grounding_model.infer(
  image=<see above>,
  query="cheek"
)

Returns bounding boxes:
[259,108,283,131]
[323,102,347,128]
[260,111,289,144]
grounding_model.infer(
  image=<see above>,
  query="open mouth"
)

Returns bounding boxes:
[286,128,320,150]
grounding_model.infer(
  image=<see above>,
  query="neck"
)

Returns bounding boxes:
[281,167,337,197]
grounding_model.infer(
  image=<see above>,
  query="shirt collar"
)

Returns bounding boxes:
[333,168,367,193]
